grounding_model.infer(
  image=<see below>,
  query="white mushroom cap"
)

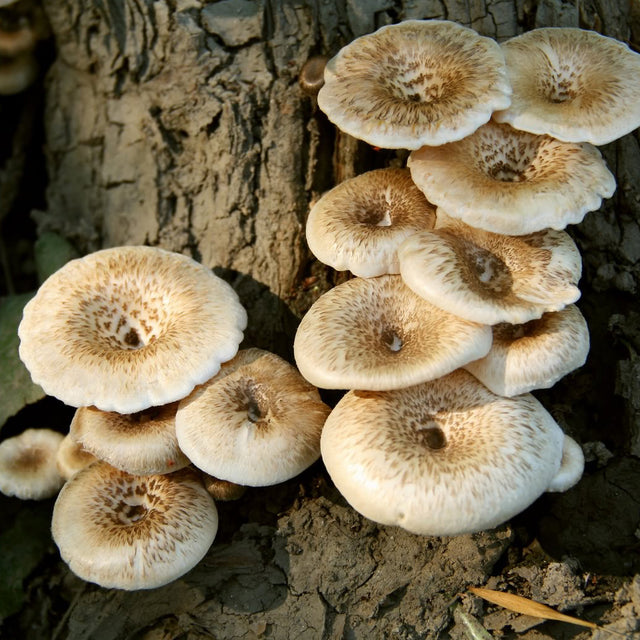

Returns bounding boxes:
[56,433,97,481]
[294,275,492,390]
[18,246,247,414]
[0,428,64,499]
[306,168,436,277]
[407,120,615,236]
[69,403,190,475]
[398,214,582,325]
[51,463,218,590]
[546,435,584,492]
[320,370,566,536]
[463,304,589,396]
[494,28,640,145]
[317,20,511,149]
[175,348,331,486]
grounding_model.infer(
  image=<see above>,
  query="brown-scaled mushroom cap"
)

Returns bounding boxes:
[69,403,190,475]
[293,275,492,390]
[407,120,615,235]
[51,463,218,590]
[320,370,566,535]
[494,28,640,145]
[463,304,589,396]
[18,246,247,414]
[306,168,436,277]
[0,428,64,499]
[398,213,582,325]
[317,20,511,149]
[175,348,331,486]
[56,434,97,481]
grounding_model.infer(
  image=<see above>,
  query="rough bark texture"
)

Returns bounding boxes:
[5,0,639,638]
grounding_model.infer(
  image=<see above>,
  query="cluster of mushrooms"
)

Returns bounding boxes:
[0,0,47,95]
[294,20,640,535]
[1,245,330,589]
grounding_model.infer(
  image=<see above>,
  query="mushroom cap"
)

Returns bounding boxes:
[398,214,582,325]
[0,52,37,95]
[69,403,190,475]
[293,274,492,390]
[306,168,436,277]
[56,434,98,481]
[407,120,615,235]
[494,28,640,145]
[51,463,218,590]
[18,246,247,414]
[0,25,38,57]
[0,428,64,499]
[463,304,589,396]
[317,19,511,149]
[320,370,566,536]
[546,435,584,492]
[175,348,331,486]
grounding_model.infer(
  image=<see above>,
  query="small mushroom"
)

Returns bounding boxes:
[51,463,218,590]
[56,433,97,480]
[69,403,190,475]
[0,51,36,94]
[320,370,568,536]
[494,27,640,145]
[317,19,511,149]
[0,428,64,499]
[407,120,615,235]
[398,213,582,325]
[175,348,331,486]
[305,168,436,277]
[18,246,247,414]
[299,55,329,97]
[463,304,589,396]
[546,435,584,492]
[293,274,492,390]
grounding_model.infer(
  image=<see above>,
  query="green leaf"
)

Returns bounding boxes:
[34,232,79,284]
[0,505,52,621]
[0,292,45,429]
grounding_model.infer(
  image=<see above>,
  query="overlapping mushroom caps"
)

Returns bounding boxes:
[294,275,492,390]
[306,168,436,277]
[51,463,218,590]
[318,19,511,149]
[407,120,615,235]
[494,28,640,145]
[321,370,580,536]
[18,246,247,414]
[463,304,589,396]
[176,348,331,486]
[398,213,582,325]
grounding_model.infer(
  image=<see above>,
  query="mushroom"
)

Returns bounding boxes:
[463,304,589,396]
[201,474,247,502]
[51,463,218,590]
[18,246,247,414]
[0,51,36,95]
[0,428,64,499]
[299,55,329,97]
[494,27,640,145]
[293,274,492,390]
[398,213,582,325]
[546,435,584,492]
[56,433,97,481]
[305,168,436,277]
[320,370,569,536]
[317,19,512,149]
[69,403,190,476]
[175,348,331,486]
[407,120,615,236]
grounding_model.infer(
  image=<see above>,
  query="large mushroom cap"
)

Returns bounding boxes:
[0,428,64,499]
[407,120,615,235]
[317,19,511,149]
[306,168,436,277]
[69,403,190,475]
[293,275,492,390]
[494,28,640,145]
[175,348,331,486]
[464,304,589,396]
[320,370,566,536]
[51,463,218,590]
[398,214,582,325]
[18,246,247,414]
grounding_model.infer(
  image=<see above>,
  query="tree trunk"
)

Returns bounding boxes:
[28,0,640,637]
